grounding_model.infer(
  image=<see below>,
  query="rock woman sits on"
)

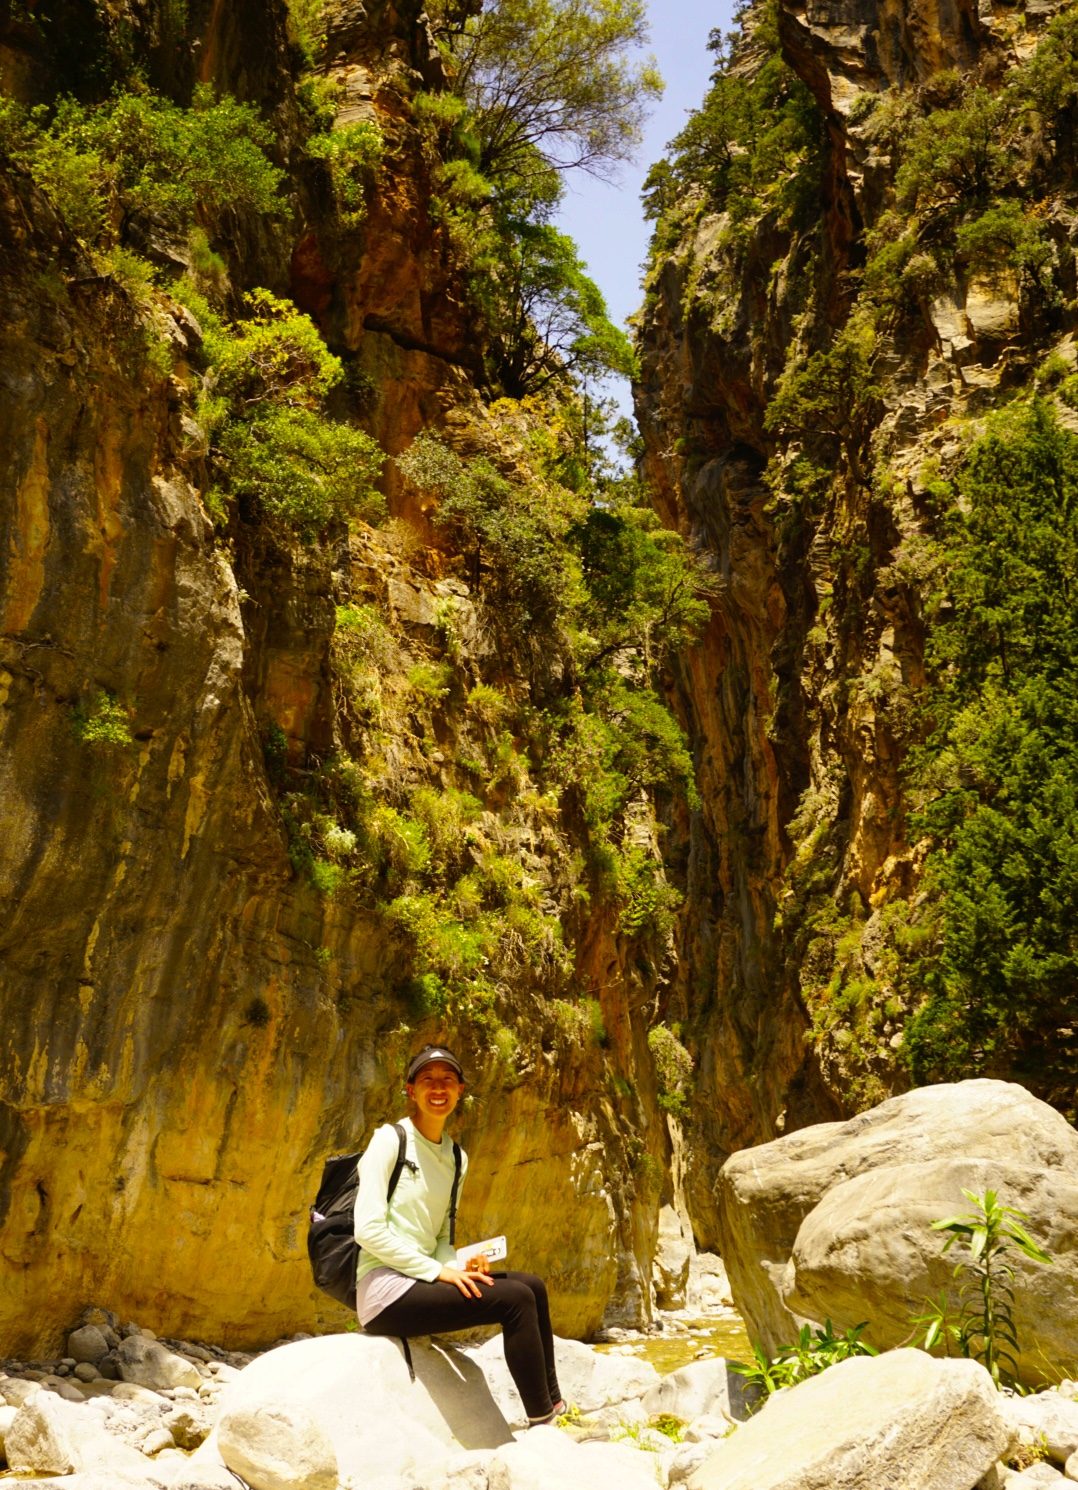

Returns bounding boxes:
[355,1043,565,1426]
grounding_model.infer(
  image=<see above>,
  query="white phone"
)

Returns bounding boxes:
[456,1235,508,1268]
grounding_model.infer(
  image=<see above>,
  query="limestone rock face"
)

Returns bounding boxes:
[716,1079,1078,1365]
[632,0,1078,1207]
[686,1350,1012,1490]
[0,0,669,1358]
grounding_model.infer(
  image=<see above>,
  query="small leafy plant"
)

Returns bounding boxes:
[929,1188,1053,1386]
[731,1319,876,1408]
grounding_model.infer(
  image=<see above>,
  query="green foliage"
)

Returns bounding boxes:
[216,406,385,539]
[894,88,1009,218]
[930,1189,1053,1386]
[903,401,1078,1094]
[643,14,823,232]
[731,1321,876,1408]
[479,216,635,395]
[1,86,282,249]
[72,691,134,750]
[307,120,384,227]
[448,0,662,183]
[398,432,586,636]
[646,1023,693,1117]
[766,311,882,490]
[180,286,385,541]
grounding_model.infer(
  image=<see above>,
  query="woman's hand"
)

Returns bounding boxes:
[438,1264,494,1298]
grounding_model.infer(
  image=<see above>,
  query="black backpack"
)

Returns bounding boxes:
[307,1122,463,1313]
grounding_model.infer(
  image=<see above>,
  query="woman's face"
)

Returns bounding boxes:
[407,1060,463,1123]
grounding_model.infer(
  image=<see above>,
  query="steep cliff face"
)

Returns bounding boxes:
[0,0,680,1357]
[636,0,1078,1242]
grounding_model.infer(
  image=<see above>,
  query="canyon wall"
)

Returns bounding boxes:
[636,0,1078,1242]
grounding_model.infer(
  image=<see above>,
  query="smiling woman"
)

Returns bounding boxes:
[354,1044,566,1425]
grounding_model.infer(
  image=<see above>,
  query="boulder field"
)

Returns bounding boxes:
[716,1078,1078,1379]
[3,1329,1078,1490]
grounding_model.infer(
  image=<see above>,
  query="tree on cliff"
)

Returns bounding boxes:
[444,0,662,182]
[905,399,1078,1101]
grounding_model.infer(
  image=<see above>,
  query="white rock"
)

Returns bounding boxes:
[141,1425,177,1456]
[5,1391,78,1474]
[718,1078,1078,1371]
[1066,1447,1078,1480]
[217,1399,337,1490]
[164,1403,211,1449]
[687,1254,732,1311]
[1007,1393,1078,1463]
[686,1350,1012,1490]
[112,1382,167,1407]
[0,1400,19,1456]
[682,1413,733,1443]
[1006,1468,1066,1488]
[654,1204,693,1309]
[669,1440,717,1485]
[193,1334,515,1490]
[1,1377,40,1407]
[117,1337,202,1392]
[641,1355,744,1425]
[486,1426,659,1490]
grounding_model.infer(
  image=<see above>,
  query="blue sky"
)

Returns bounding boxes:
[555,0,736,422]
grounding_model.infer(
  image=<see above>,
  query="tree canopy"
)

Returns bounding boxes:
[446,0,662,183]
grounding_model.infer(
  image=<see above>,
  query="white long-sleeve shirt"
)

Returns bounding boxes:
[352,1118,466,1322]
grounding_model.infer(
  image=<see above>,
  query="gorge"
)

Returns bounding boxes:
[1,0,1076,1370]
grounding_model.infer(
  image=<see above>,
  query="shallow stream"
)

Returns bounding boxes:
[594,1309,754,1376]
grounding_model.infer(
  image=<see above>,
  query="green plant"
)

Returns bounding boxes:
[308,120,383,226]
[72,691,134,750]
[647,1023,693,1117]
[931,1188,1053,1386]
[731,1320,876,1410]
[178,286,385,541]
[3,87,283,250]
[903,401,1078,1096]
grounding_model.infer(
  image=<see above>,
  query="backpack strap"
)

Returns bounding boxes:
[387,1122,409,1203]
[448,1141,462,1246]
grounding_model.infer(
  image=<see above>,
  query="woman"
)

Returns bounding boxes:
[354,1043,565,1426]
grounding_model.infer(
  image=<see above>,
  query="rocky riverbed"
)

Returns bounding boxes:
[3,1304,1078,1490]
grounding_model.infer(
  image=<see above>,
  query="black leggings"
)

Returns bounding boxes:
[364,1270,562,1419]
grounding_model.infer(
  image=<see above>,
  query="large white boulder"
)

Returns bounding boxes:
[686,1350,1012,1490]
[3,1390,154,1480]
[216,1399,337,1490]
[194,1333,516,1490]
[716,1079,1078,1368]
[195,1331,666,1490]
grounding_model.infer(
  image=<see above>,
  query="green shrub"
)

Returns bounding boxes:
[903,400,1078,1095]
[72,691,134,750]
[308,120,383,226]
[178,286,385,541]
[647,1023,693,1117]
[3,87,282,249]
